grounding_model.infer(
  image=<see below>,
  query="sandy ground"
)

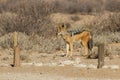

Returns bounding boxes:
[0,44,120,80]
[0,66,120,80]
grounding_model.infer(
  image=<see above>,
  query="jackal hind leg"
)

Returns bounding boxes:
[82,41,88,57]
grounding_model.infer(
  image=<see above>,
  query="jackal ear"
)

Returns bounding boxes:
[61,23,65,28]
[65,23,71,29]
[58,23,67,28]
[61,23,66,28]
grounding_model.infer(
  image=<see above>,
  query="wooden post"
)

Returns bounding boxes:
[14,31,17,48]
[14,46,20,67]
[13,31,20,67]
[97,43,105,69]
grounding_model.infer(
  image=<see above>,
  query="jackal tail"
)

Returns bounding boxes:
[87,38,98,59]
[88,37,93,51]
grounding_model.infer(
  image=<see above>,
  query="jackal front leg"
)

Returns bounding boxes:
[70,43,73,57]
[66,43,69,57]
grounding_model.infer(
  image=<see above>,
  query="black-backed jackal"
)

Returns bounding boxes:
[57,23,93,57]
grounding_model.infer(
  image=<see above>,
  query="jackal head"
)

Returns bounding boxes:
[57,23,67,36]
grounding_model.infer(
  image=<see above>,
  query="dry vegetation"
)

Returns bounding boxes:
[0,1,120,79]
[0,0,120,54]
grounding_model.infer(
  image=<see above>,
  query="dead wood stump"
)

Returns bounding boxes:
[13,31,20,67]
[97,43,105,69]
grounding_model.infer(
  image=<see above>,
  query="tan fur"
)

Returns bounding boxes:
[57,23,92,57]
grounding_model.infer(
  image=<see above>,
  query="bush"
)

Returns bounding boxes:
[89,13,120,35]
[53,0,103,14]
[0,12,17,36]
[0,0,120,38]
[71,15,80,21]
[87,13,120,45]
[51,0,120,14]
[105,0,120,12]
[0,32,66,53]
[0,0,56,38]
[93,32,120,46]
[0,0,120,53]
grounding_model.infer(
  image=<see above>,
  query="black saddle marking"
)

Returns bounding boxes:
[67,29,84,36]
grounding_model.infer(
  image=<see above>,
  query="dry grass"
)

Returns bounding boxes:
[0,0,56,37]
[0,0,7,3]
[0,12,120,53]
[0,32,66,53]
[0,0,119,54]
[51,0,120,14]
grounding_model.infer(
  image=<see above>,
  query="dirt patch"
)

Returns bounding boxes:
[0,44,120,80]
[0,66,120,80]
